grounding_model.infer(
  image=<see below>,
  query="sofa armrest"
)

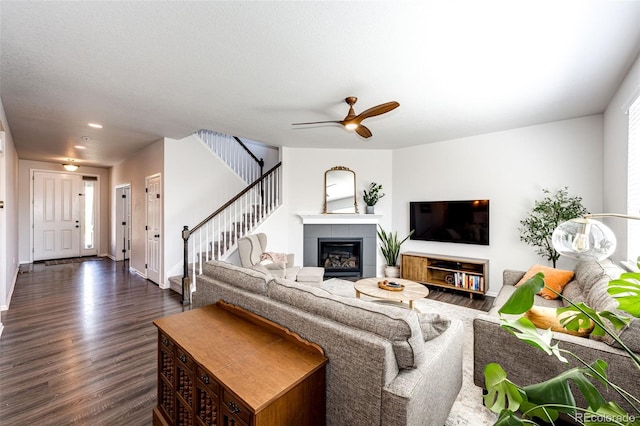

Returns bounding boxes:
[473,313,640,413]
[503,269,525,286]
[382,319,464,426]
[286,253,295,266]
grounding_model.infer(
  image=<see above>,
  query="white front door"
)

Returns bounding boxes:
[146,174,162,284]
[33,171,81,260]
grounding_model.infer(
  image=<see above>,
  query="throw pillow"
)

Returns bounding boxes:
[524,305,594,337]
[417,312,451,341]
[516,264,574,300]
[259,252,288,265]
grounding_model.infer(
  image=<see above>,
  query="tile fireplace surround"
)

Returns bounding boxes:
[299,214,382,278]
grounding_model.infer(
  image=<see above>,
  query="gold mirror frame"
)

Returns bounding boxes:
[323,166,358,214]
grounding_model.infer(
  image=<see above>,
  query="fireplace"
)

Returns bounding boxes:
[318,238,363,278]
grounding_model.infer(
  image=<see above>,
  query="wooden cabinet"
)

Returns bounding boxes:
[153,302,327,426]
[401,252,488,299]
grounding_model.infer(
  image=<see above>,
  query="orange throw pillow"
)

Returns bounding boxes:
[524,306,594,337]
[516,264,574,300]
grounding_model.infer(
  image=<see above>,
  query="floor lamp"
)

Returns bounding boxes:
[552,213,640,261]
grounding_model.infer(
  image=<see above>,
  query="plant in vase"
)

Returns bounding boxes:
[363,182,385,214]
[377,225,414,278]
[519,187,588,268]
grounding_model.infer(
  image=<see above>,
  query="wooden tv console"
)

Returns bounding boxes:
[401,252,488,299]
[152,301,328,426]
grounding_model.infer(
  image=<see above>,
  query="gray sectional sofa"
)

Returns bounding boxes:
[192,260,464,426]
[473,259,640,413]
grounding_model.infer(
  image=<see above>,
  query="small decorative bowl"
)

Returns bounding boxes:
[378,280,405,291]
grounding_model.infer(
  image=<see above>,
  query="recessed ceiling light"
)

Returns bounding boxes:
[88,123,103,128]
[74,145,86,150]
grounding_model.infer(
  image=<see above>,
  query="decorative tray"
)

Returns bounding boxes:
[378,280,405,291]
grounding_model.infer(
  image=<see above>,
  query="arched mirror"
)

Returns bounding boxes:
[324,166,358,214]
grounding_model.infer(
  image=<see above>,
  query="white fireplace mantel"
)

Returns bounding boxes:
[298,213,382,225]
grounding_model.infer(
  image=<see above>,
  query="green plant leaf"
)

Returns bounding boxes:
[608,273,640,318]
[500,316,567,362]
[483,363,524,414]
[498,273,545,315]
[557,303,595,333]
[590,310,631,337]
[522,362,609,421]
[494,410,526,426]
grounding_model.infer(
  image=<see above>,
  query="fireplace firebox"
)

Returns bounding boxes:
[318,238,363,278]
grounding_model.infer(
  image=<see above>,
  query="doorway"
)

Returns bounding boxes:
[32,171,99,261]
[145,174,162,284]
[115,184,131,262]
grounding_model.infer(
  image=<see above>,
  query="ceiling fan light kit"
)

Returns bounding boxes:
[292,96,399,138]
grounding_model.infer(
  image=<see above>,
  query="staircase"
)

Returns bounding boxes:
[168,131,282,303]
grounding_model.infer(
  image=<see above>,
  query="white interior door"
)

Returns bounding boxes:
[115,185,131,262]
[33,171,81,261]
[146,174,162,284]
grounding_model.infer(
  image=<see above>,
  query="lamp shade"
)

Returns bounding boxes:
[551,218,617,261]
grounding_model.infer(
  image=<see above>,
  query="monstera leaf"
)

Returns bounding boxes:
[483,363,523,413]
[500,316,567,362]
[557,304,630,337]
[608,271,640,318]
[498,273,545,315]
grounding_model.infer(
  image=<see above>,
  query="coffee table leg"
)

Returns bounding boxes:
[356,290,361,299]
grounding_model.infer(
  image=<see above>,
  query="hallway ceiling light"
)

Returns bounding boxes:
[63,161,79,171]
[88,123,103,129]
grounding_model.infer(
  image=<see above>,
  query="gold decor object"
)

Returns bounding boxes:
[377,280,404,292]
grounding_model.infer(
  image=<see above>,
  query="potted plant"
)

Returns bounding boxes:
[519,187,588,267]
[363,182,385,214]
[484,264,640,425]
[377,225,414,278]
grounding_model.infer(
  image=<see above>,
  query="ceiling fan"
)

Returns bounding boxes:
[292,97,400,138]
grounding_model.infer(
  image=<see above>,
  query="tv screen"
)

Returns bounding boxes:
[409,200,489,245]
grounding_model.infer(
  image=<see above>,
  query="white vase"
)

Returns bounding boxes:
[384,266,400,278]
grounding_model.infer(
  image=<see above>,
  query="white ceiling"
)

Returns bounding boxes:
[2,1,640,168]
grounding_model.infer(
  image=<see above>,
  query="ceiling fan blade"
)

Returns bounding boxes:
[355,125,372,138]
[292,120,341,126]
[355,101,400,122]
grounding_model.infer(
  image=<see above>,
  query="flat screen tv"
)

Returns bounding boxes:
[409,200,489,245]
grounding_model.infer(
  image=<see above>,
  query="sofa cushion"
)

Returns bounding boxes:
[202,260,271,295]
[574,259,621,296]
[560,280,585,307]
[267,277,425,369]
[516,264,574,300]
[417,312,451,341]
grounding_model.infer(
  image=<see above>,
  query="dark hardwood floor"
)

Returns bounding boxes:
[425,285,495,311]
[0,260,494,425]
[0,259,186,425]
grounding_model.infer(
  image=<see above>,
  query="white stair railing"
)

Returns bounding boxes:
[180,162,282,304]
[195,129,264,184]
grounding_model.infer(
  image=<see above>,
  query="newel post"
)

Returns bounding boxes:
[181,225,190,305]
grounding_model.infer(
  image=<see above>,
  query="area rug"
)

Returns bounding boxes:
[43,256,103,266]
[320,278,497,426]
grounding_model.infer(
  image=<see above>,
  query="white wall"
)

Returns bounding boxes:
[110,139,164,277]
[17,159,110,263]
[282,147,394,274]
[393,115,604,296]
[0,97,19,321]
[164,135,247,280]
[604,53,640,260]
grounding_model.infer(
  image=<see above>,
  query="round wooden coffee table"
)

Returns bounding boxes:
[354,277,429,310]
